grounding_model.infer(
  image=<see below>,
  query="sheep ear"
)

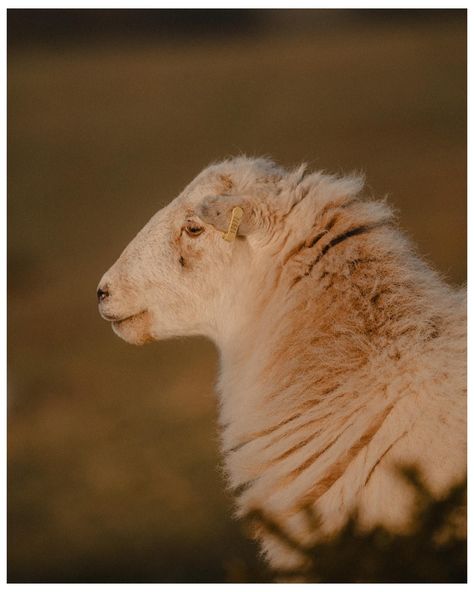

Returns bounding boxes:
[196,195,257,238]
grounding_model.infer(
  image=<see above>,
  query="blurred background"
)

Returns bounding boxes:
[7,8,466,583]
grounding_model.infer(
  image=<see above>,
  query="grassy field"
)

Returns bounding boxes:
[8,13,466,582]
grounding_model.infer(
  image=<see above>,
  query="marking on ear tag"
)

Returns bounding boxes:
[222,206,244,242]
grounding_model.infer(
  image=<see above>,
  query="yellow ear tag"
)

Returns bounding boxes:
[222,206,244,242]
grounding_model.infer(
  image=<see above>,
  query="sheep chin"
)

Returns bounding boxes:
[111,310,153,345]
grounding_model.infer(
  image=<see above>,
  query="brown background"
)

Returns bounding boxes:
[8,9,466,583]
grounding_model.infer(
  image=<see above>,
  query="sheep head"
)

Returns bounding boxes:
[97,156,289,345]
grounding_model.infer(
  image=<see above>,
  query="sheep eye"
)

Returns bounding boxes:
[184,223,204,237]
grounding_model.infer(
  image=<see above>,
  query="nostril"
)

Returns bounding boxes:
[97,286,110,303]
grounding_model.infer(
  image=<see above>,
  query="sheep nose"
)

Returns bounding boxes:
[97,285,110,303]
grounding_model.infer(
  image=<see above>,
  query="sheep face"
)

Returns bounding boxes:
[97,158,284,345]
[97,200,238,345]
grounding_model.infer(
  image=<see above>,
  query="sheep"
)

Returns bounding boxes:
[97,156,466,572]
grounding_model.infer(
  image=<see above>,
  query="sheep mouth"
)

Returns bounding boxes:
[110,310,148,326]
[100,310,143,323]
